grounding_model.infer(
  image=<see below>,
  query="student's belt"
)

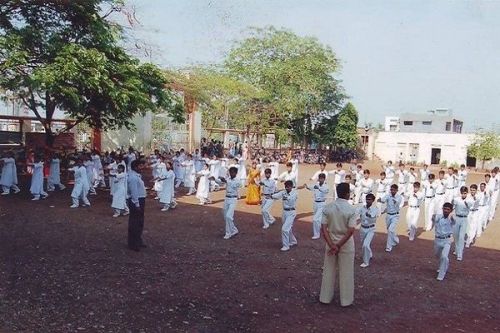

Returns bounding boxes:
[226,195,238,198]
[387,212,399,215]
[409,205,420,208]
[436,234,452,239]
[284,208,295,211]
[315,200,326,203]
[456,214,468,218]
[470,209,478,212]
[361,224,375,229]
[436,193,445,195]
[426,196,435,198]
[447,187,455,189]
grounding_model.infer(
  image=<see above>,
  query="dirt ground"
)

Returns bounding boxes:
[0,161,499,333]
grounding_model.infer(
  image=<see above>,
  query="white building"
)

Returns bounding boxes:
[373,131,473,166]
[384,116,400,132]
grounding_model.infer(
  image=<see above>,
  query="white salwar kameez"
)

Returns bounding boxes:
[1,157,20,194]
[47,158,65,191]
[30,162,47,199]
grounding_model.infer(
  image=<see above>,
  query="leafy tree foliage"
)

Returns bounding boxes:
[332,102,359,149]
[225,26,344,144]
[468,131,500,169]
[0,0,182,146]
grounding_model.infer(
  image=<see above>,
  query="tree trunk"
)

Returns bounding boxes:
[45,130,56,148]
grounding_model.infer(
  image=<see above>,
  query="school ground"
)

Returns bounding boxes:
[0,161,499,332]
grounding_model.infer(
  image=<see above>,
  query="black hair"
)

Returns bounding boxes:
[469,184,478,190]
[460,186,468,193]
[284,180,294,187]
[318,173,326,179]
[443,202,453,210]
[229,166,238,174]
[336,183,350,198]
[365,193,375,201]
[390,184,398,190]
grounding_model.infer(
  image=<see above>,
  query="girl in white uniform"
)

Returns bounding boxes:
[69,159,91,208]
[47,154,65,191]
[110,164,129,217]
[181,154,196,195]
[29,156,48,200]
[0,152,21,195]
[196,163,211,205]
[159,162,176,211]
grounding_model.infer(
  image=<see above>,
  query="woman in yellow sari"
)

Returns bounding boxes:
[246,161,261,205]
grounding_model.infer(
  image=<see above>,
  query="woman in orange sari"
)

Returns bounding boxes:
[246,160,261,205]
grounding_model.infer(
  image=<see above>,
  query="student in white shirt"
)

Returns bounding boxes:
[358,169,374,205]
[382,160,396,185]
[260,168,277,229]
[272,180,302,251]
[278,162,297,188]
[304,173,329,240]
[310,162,329,182]
[432,203,455,281]
[329,162,346,200]
[375,171,390,212]
[29,156,48,201]
[378,184,403,252]
[221,167,242,239]
[444,167,457,203]
[422,173,437,231]
[434,170,447,215]
[478,182,491,233]
[465,184,480,248]
[357,193,379,268]
[47,154,66,191]
[110,164,129,217]
[419,164,430,183]
[406,182,424,241]
[458,164,468,188]
[196,163,211,205]
[451,186,473,260]
[159,161,177,212]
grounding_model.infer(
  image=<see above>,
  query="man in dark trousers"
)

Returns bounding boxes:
[127,159,147,251]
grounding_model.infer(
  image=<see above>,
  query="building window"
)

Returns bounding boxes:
[403,121,413,126]
[389,125,397,131]
[422,121,432,125]
[445,122,451,131]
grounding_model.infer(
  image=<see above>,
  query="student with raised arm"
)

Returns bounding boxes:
[432,202,455,281]
[220,167,241,240]
[356,193,379,268]
[260,168,277,229]
[304,172,329,240]
[378,184,404,252]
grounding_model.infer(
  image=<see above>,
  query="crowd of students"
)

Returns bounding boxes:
[1,147,499,283]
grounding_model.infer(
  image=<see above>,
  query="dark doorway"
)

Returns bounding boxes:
[466,155,476,168]
[431,148,441,165]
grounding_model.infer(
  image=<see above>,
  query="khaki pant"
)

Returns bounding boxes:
[319,243,355,306]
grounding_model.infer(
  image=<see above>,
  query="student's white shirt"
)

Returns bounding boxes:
[225,177,242,198]
[385,166,396,179]
[305,182,329,202]
[357,205,380,226]
[278,170,297,187]
[272,189,298,209]
[261,178,277,196]
[375,178,390,194]
[329,169,346,184]
[407,191,424,207]
[360,178,374,194]
[420,168,429,182]
[422,180,436,197]
[397,170,408,184]
[310,170,328,181]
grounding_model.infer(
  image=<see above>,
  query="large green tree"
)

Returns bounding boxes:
[332,102,359,150]
[468,131,500,169]
[166,67,260,135]
[225,26,344,145]
[0,0,182,146]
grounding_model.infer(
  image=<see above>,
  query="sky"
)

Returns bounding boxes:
[122,0,500,132]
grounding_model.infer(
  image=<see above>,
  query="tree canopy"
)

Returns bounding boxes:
[224,26,345,145]
[468,131,500,169]
[0,0,182,145]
